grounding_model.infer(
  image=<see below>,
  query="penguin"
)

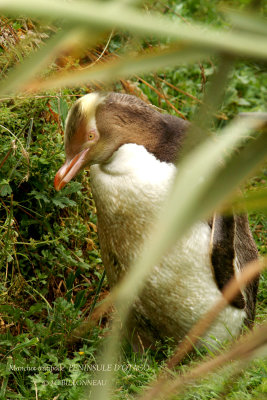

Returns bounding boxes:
[54,92,259,349]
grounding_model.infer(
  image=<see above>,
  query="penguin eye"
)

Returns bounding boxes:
[88,132,95,140]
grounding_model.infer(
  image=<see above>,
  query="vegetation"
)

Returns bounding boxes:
[0,1,266,399]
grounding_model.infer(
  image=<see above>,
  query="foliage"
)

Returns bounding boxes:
[0,1,266,400]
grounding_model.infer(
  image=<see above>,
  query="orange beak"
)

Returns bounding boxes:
[54,148,90,191]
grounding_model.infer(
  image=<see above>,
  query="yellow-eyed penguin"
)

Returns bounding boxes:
[54,92,259,349]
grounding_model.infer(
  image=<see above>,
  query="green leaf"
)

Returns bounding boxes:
[59,97,69,129]
[25,303,46,317]
[50,97,69,129]
[0,183,12,196]
[66,272,75,293]
[52,196,77,208]
[74,290,86,310]
[62,181,82,195]
[30,190,50,203]
[5,337,39,358]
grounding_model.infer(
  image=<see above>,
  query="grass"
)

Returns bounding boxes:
[0,1,267,399]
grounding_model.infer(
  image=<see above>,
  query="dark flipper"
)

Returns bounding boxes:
[234,215,259,327]
[211,214,246,309]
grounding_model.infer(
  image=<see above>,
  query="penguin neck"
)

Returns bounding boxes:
[97,143,174,178]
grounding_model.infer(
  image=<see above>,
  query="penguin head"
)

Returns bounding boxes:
[54,91,187,191]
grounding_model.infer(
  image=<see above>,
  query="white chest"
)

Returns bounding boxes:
[90,144,245,346]
[90,144,176,271]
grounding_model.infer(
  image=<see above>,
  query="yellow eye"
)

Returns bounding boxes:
[88,132,95,140]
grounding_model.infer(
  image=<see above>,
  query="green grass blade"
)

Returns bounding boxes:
[3,337,39,359]
[0,357,12,398]
[0,0,267,60]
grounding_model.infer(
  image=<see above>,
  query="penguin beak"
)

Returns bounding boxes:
[54,147,90,191]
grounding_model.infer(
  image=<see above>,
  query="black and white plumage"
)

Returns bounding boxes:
[54,92,258,349]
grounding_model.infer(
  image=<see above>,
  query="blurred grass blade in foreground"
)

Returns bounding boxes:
[0,1,267,58]
[23,46,209,93]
